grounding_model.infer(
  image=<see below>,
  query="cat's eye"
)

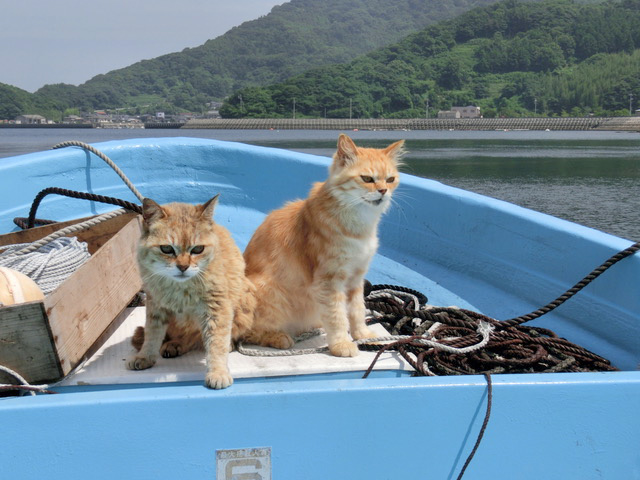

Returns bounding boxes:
[191,245,205,255]
[159,245,175,255]
[360,175,375,183]
[386,176,396,183]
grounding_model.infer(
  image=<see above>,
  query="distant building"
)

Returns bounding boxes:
[16,114,47,124]
[156,112,165,119]
[62,115,85,124]
[452,106,481,118]
[437,110,460,119]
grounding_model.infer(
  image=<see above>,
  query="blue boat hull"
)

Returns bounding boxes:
[1,138,638,479]
[4,374,640,479]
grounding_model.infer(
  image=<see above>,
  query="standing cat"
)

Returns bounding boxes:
[243,134,404,357]
[126,195,255,389]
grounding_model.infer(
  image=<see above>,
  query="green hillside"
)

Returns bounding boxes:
[0,83,70,121]
[220,0,640,118]
[20,0,501,115]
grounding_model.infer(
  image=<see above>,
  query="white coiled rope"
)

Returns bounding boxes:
[0,237,90,295]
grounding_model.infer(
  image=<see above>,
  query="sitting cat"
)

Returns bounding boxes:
[127,195,255,389]
[243,134,404,357]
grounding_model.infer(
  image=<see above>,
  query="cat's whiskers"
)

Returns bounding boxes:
[388,192,413,223]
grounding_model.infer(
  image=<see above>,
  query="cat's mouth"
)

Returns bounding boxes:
[365,198,384,206]
[173,272,192,281]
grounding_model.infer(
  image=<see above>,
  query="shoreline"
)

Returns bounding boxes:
[182,116,640,131]
[2,116,640,131]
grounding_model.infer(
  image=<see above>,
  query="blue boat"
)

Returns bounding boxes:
[0,137,638,479]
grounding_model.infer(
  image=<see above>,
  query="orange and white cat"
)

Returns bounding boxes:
[243,134,403,357]
[127,195,255,389]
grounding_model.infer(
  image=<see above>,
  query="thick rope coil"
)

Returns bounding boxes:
[363,285,618,376]
[0,237,90,295]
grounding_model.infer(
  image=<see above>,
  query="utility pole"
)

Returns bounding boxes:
[349,99,353,120]
[425,97,429,119]
[629,93,634,116]
[293,98,296,119]
[534,98,537,115]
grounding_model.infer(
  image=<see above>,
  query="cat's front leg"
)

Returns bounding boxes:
[347,283,376,341]
[317,281,359,357]
[201,304,234,389]
[126,307,170,371]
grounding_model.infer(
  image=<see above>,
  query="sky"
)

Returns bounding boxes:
[0,0,285,93]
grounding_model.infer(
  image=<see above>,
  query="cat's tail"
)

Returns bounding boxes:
[131,326,145,351]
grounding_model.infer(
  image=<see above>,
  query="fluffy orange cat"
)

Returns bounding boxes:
[126,195,255,389]
[243,134,404,357]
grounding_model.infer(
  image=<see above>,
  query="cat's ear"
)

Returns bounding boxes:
[383,140,405,163]
[332,134,359,170]
[142,198,165,224]
[200,194,220,219]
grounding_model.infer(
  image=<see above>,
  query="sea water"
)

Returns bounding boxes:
[1,127,638,241]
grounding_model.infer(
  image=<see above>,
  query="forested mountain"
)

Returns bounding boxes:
[221,0,640,118]
[0,83,68,121]
[1,0,502,119]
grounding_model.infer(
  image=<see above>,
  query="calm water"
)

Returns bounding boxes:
[1,128,639,240]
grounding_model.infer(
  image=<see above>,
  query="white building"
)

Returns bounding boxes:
[16,114,47,124]
[452,106,481,118]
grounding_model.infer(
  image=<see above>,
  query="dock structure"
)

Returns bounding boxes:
[180,116,640,131]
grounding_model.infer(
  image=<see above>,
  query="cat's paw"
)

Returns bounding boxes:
[351,327,377,341]
[126,355,156,370]
[205,369,233,389]
[160,341,183,358]
[264,332,295,350]
[329,340,359,357]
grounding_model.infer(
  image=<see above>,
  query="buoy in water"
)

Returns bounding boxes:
[0,267,45,306]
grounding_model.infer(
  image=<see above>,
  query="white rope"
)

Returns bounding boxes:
[0,236,90,295]
[237,329,328,356]
[0,364,50,396]
[3,208,129,258]
[237,287,492,362]
[237,321,493,357]
[355,320,494,354]
[52,141,144,202]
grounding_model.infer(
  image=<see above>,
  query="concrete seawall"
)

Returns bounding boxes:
[180,116,640,131]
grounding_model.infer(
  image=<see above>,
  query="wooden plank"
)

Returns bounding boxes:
[0,301,62,384]
[73,213,138,254]
[0,212,138,254]
[43,217,142,376]
[0,217,93,248]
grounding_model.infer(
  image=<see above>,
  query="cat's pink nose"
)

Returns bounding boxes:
[378,189,387,195]
[177,265,189,272]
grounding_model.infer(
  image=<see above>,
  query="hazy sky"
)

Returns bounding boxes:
[0,0,285,92]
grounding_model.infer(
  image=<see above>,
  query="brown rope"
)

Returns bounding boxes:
[14,187,142,229]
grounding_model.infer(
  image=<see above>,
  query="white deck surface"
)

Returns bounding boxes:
[59,307,411,386]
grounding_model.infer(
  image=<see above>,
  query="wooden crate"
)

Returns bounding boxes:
[0,213,142,384]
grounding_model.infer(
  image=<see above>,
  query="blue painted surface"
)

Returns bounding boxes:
[2,374,640,479]
[1,137,639,479]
